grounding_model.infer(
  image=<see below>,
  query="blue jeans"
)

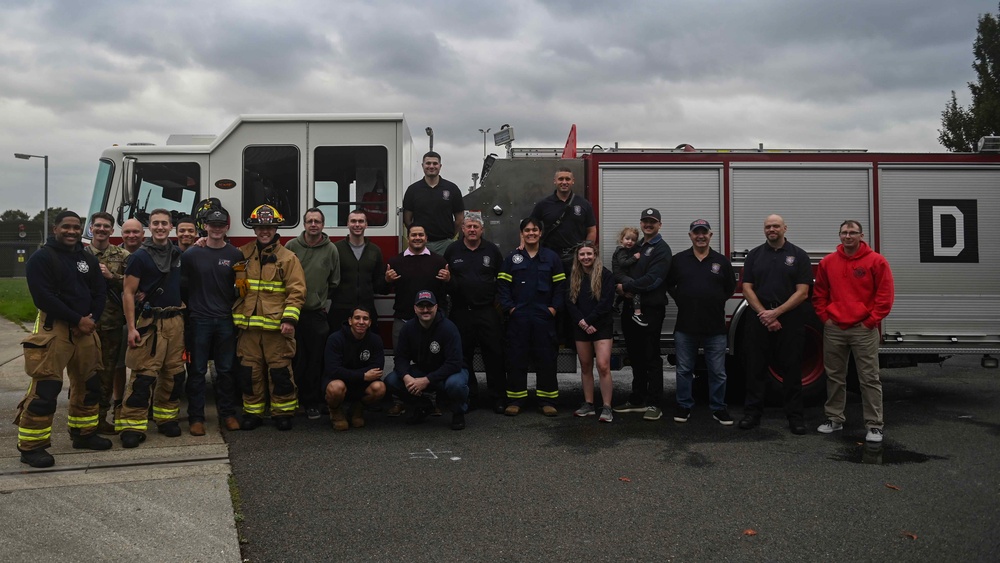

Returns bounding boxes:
[385,367,469,414]
[674,331,728,412]
[187,316,238,420]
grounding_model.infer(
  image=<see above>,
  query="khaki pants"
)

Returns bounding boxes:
[14,313,103,451]
[117,313,185,434]
[237,328,298,417]
[823,324,883,429]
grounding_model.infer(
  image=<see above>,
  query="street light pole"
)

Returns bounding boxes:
[14,153,49,244]
[478,128,491,158]
[425,127,434,151]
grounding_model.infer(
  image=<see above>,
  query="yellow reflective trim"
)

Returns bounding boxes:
[282,308,300,321]
[506,390,528,398]
[18,433,51,442]
[18,426,51,437]
[552,273,566,282]
[67,415,97,422]
[497,272,513,282]
[152,407,179,417]
[271,400,298,411]
[115,420,148,431]
[32,311,42,334]
[244,402,265,414]
[536,390,559,398]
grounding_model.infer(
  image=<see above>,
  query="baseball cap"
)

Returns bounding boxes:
[640,208,661,222]
[205,210,229,224]
[414,290,437,306]
[689,219,711,232]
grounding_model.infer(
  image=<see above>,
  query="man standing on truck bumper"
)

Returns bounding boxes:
[613,208,671,421]
[402,151,465,256]
[813,220,895,443]
[738,214,813,435]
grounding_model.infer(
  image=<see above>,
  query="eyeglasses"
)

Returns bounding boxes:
[839,231,861,237]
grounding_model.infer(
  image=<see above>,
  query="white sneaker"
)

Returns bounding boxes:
[817,420,843,434]
[865,427,884,443]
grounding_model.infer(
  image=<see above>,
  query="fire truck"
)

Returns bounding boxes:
[86,113,1000,396]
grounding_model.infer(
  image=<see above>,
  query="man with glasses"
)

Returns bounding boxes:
[85,212,131,434]
[286,208,341,420]
[813,220,894,443]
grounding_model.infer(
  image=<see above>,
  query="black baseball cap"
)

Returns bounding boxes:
[414,290,437,306]
[205,210,229,224]
[689,219,711,232]
[640,208,661,222]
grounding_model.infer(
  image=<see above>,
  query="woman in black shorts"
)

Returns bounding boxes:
[565,241,616,422]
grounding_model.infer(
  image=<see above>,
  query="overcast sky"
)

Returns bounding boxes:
[1,0,995,218]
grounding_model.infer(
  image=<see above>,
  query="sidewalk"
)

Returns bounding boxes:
[0,318,241,562]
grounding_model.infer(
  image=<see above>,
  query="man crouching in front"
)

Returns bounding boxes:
[384,291,469,430]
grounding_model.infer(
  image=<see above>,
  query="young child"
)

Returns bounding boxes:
[611,226,647,326]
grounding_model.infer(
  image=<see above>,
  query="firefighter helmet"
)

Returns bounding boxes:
[248,204,284,226]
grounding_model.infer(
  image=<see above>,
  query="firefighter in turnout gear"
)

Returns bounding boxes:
[233,204,307,431]
[117,209,187,448]
[15,211,112,468]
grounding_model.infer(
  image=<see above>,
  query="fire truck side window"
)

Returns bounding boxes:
[124,162,200,226]
[313,146,388,227]
[242,145,300,228]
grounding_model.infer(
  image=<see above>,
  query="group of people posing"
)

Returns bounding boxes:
[13,151,895,470]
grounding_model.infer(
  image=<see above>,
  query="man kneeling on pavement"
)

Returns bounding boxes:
[384,290,469,430]
[323,305,386,430]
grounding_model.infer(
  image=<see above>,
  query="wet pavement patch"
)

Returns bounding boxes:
[828,442,949,465]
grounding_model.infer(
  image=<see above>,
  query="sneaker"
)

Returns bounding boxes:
[643,405,663,421]
[387,402,406,417]
[673,406,691,423]
[631,313,649,327]
[712,410,734,426]
[574,402,596,417]
[817,420,844,434]
[72,433,113,451]
[274,416,293,431]
[599,407,614,423]
[157,422,181,438]
[19,448,54,468]
[612,401,646,413]
[866,427,884,443]
[306,407,321,420]
[541,405,558,417]
[451,412,466,430]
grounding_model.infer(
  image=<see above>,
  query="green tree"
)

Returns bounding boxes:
[0,209,30,222]
[939,3,1000,152]
[31,207,69,225]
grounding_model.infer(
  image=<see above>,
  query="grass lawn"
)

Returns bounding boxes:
[0,278,37,325]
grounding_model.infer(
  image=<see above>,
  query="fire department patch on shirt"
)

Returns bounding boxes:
[785,256,796,266]
[853,267,866,278]
[218,259,232,267]
[360,349,371,361]
[573,205,582,216]
[442,191,451,201]
[644,247,653,256]
[430,341,441,354]
[76,260,89,273]
[711,262,721,274]
[512,254,524,264]
[483,256,491,267]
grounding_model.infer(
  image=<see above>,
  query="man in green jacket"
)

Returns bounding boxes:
[286,208,341,419]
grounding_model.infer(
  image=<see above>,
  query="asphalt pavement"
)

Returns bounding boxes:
[229,356,1000,562]
[0,318,241,563]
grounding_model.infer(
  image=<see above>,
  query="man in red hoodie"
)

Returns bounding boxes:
[813,220,895,443]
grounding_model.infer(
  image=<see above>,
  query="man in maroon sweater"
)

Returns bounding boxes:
[384,224,449,416]
[813,220,895,443]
